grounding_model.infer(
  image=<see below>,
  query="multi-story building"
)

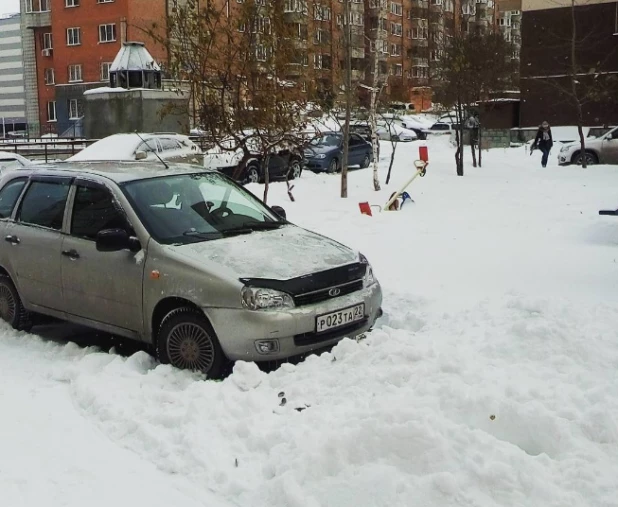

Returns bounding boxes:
[519,0,618,126]
[496,0,521,67]
[20,0,168,136]
[0,13,27,136]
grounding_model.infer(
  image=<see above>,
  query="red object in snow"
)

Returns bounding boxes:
[419,145,429,162]
[359,202,373,216]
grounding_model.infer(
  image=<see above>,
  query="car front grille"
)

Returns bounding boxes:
[293,279,363,307]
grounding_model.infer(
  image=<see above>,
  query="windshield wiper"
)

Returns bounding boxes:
[224,222,285,233]
[182,229,252,240]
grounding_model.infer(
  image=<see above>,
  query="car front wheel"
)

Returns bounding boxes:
[246,165,260,183]
[157,308,227,378]
[572,151,598,165]
[360,154,371,168]
[327,158,338,174]
[288,160,302,180]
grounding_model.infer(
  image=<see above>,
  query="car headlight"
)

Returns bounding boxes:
[241,286,295,310]
[560,145,570,153]
[315,153,327,159]
[359,253,377,287]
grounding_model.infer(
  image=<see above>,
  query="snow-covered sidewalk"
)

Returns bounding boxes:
[2,138,618,507]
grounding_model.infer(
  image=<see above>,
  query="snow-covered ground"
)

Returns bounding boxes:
[3,137,618,507]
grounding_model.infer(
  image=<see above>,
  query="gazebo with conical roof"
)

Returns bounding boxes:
[109,41,162,90]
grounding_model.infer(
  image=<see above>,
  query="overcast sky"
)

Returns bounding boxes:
[0,0,20,17]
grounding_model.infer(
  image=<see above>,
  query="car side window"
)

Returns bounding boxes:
[18,180,70,230]
[138,139,159,153]
[160,138,181,151]
[71,185,129,241]
[349,135,363,146]
[0,178,27,219]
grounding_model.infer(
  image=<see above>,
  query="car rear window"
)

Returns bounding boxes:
[18,180,70,230]
[0,178,27,219]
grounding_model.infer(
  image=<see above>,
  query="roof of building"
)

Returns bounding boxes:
[110,42,161,73]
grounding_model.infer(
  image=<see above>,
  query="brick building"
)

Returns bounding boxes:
[520,0,618,126]
[20,0,167,136]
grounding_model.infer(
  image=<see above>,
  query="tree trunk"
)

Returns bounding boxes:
[341,0,352,197]
[478,126,482,167]
[570,0,587,168]
[470,135,477,168]
[455,101,464,176]
[369,1,384,192]
[262,154,270,204]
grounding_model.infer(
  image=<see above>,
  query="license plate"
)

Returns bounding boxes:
[316,304,365,333]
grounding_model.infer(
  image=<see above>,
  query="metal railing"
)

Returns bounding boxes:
[0,138,98,163]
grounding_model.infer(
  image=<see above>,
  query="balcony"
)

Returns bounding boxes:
[284,11,308,23]
[285,63,303,77]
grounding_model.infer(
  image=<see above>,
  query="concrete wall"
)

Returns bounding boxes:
[83,89,189,138]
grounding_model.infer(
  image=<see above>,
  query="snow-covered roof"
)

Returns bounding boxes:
[110,42,161,73]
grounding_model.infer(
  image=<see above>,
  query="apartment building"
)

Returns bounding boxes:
[496,0,521,65]
[0,13,26,136]
[519,0,618,126]
[20,0,168,136]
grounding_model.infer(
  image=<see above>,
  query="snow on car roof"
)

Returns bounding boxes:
[0,151,31,164]
[67,133,157,162]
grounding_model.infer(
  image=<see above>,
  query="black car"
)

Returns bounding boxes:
[303,132,375,173]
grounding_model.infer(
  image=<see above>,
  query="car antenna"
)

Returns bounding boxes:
[134,131,170,169]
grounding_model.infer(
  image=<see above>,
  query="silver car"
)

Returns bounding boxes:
[558,126,618,165]
[0,162,382,377]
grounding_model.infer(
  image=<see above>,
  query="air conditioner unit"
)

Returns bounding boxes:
[42,48,52,57]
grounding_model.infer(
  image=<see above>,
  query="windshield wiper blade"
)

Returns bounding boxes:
[183,228,253,238]
[241,221,285,230]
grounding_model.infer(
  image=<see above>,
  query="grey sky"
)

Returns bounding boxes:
[0,0,20,17]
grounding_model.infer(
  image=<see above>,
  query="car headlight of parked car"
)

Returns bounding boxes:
[241,286,295,310]
[313,153,327,159]
[560,145,571,153]
[359,253,376,287]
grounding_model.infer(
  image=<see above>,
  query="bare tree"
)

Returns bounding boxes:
[145,0,311,203]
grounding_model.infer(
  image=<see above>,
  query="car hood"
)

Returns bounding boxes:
[174,224,358,280]
[304,145,338,157]
[562,138,602,150]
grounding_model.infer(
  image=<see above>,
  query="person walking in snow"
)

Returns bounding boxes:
[532,121,553,168]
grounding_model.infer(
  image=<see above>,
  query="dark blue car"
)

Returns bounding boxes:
[304,132,374,173]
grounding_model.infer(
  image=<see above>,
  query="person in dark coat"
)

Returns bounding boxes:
[532,121,553,168]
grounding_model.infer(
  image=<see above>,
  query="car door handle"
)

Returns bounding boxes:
[61,249,80,260]
[4,235,20,245]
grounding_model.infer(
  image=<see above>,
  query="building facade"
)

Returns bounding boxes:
[20,0,168,136]
[0,13,27,136]
[520,0,618,126]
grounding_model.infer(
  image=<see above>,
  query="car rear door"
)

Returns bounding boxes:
[601,130,618,164]
[4,176,71,312]
[60,179,145,334]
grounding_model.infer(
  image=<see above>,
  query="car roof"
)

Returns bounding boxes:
[0,151,29,162]
[6,160,213,184]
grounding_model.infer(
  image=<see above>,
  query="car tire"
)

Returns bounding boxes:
[288,160,302,180]
[360,154,370,169]
[157,308,227,379]
[572,151,599,166]
[0,274,31,331]
[327,158,338,174]
[246,165,260,184]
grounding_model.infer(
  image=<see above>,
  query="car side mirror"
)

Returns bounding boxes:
[96,228,141,253]
[135,150,148,160]
[271,205,287,220]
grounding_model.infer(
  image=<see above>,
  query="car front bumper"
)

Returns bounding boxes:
[305,158,329,171]
[558,153,570,165]
[206,283,383,362]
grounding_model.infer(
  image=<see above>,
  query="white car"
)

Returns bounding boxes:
[376,122,418,142]
[0,151,32,172]
[67,133,203,164]
[558,126,618,166]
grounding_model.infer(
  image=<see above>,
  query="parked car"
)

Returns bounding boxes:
[351,121,417,143]
[0,162,382,378]
[67,133,203,164]
[558,126,618,165]
[304,132,374,173]
[203,137,304,184]
[426,122,460,136]
[0,152,32,172]
[398,115,431,140]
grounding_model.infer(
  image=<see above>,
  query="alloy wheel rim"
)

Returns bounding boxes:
[166,322,215,372]
[248,169,259,183]
[292,162,301,178]
[0,285,16,323]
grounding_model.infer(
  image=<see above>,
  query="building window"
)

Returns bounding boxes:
[255,44,267,62]
[43,32,53,50]
[68,64,83,82]
[238,22,246,32]
[25,0,50,13]
[68,99,83,119]
[390,2,402,16]
[313,29,327,44]
[393,64,403,76]
[100,62,112,81]
[65,0,79,7]
[97,0,114,3]
[44,68,55,85]
[251,17,271,34]
[390,22,402,36]
[284,0,307,13]
[47,101,57,122]
[98,23,116,43]
[314,5,331,21]
[67,27,81,46]
[390,43,401,56]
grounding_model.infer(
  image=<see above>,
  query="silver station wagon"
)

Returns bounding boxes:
[0,162,382,377]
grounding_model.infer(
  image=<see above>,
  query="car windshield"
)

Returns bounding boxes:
[122,172,283,245]
[309,134,341,147]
